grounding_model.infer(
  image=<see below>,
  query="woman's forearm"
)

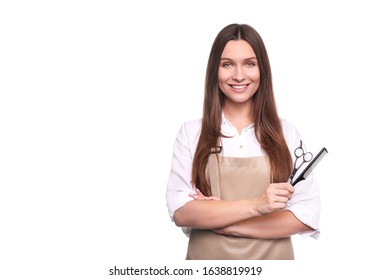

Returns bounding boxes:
[214,210,312,239]
[173,199,260,229]
[174,183,294,229]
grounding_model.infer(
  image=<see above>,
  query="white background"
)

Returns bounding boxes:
[1,0,369,279]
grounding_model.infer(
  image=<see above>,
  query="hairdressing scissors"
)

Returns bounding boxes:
[288,140,313,183]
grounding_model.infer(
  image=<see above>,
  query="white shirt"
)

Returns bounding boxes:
[166,115,321,239]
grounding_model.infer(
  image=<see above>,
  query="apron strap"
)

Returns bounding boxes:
[207,153,221,198]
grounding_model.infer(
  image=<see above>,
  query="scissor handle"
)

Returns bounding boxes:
[303,152,313,162]
[294,140,304,156]
[294,147,304,157]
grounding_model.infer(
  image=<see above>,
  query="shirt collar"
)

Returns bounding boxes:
[221,111,255,129]
[221,112,233,127]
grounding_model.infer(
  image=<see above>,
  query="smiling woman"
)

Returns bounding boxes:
[166,23,321,260]
[218,40,260,132]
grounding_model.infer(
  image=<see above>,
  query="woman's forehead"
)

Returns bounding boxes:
[221,40,257,59]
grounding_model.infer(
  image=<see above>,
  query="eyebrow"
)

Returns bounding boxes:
[220,57,257,61]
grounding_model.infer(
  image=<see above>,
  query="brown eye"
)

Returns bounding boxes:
[245,59,257,68]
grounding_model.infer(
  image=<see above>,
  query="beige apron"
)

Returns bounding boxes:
[186,154,294,260]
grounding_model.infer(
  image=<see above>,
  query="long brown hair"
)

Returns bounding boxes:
[192,23,292,196]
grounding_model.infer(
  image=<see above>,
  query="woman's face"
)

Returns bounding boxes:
[218,40,260,105]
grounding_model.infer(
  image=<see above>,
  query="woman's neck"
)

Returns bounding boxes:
[223,101,254,134]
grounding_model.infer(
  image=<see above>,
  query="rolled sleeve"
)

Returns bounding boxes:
[286,174,321,238]
[282,119,321,239]
[166,120,201,220]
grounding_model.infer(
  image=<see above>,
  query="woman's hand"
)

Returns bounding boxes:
[212,223,241,236]
[189,188,220,201]
[253,183,294,215]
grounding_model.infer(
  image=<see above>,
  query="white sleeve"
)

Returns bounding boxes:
[286,174,321,239]
[166,121,200,220]
[282,119,321,239]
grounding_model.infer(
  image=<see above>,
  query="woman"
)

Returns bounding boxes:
[166,23,320,260]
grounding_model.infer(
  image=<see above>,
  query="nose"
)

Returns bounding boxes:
[232,65,245,82]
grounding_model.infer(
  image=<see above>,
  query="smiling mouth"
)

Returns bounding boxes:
[229,84,250,90]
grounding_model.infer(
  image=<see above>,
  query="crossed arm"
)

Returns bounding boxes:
[173,183,312,239]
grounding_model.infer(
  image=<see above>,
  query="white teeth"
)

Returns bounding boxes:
[232,85,246,89]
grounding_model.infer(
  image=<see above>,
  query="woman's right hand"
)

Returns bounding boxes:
[253,183,294,215]
[189,188,221,201]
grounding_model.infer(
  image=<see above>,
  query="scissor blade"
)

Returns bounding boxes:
[292,147,328,186]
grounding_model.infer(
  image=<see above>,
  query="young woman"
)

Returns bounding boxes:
[166,23,320,260]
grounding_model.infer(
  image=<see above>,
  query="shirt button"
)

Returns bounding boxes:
[239,145,243,149]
